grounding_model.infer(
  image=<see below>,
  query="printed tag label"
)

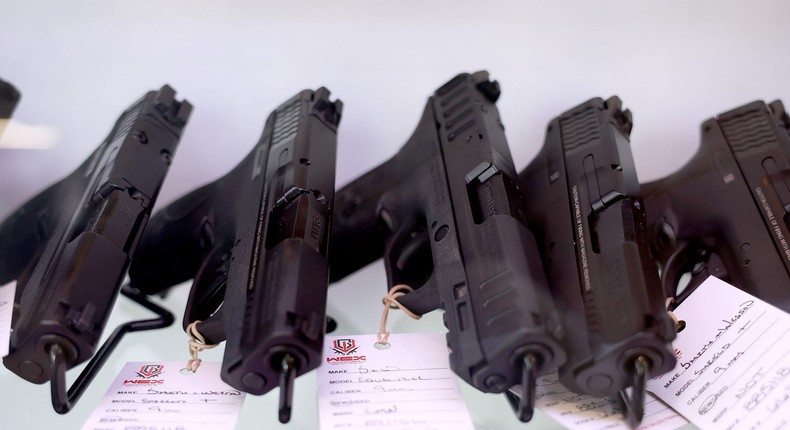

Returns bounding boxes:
[81,361,245,430]
[0,281,16,358]
[317,333,474,430]
[535,369,688,429]
[647,277,790,429]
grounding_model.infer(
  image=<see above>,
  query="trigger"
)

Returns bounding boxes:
[396,231,431,272]
[200,217,214,250]
[384,222,434,293]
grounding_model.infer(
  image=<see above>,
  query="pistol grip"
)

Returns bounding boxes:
[330,157,401,283]
[0,148,93,286]
[0,182,65,284]
[129,183,215,295]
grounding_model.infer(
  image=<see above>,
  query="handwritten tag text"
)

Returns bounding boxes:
[317,333,474,430]
[81,361,245,430]
[648,277,790,429]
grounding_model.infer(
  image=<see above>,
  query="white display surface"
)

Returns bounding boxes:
[1,1,788,428]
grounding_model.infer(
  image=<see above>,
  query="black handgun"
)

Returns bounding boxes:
[129,88,341,422]
[0,85,191,386]
[643,100,790,312]
[330,71,565,421]
[518,97,676,425]
[0,78,20,137]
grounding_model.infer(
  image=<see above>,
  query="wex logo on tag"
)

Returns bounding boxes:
[331,338,359,355]
[327,338,365,364]
[124,364,165,385]
[137,364,165,378]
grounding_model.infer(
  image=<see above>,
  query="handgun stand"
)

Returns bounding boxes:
[129,88,342,423]
[330,71,565,422]
[519,97,676,427]
[0,85,190,412]
[643,100,790,313]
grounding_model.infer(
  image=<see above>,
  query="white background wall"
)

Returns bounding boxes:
[1,1,788,428]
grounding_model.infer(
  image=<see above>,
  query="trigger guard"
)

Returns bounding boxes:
[395,272,441,316]
[662,245,699,301]
[661,247,686,300]
[183,248,230,329]
[662,245,725,305]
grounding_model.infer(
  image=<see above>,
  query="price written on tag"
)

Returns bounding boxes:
[647,277,790,429]
[317,333,474,430]
[81,361,245,430]
[535,369,688,430]
[0,281,15,358]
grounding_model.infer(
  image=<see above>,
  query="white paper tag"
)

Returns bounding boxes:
[535,369,688,429]
[647,277,790,429]
[81,361,245,430]
[0,281,16,358]
[317,333,474,430]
